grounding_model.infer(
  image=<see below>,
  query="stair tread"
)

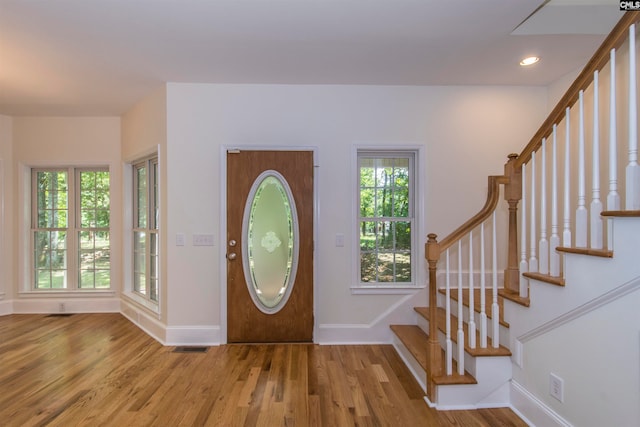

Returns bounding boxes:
[390,325,427,371]
[390,325,477,386]
[498,288,530,307]
[522,272,565,286]
[556,246,613,258]
[433,369,477,385]
[415,307,511,357]
[437,288,509,328]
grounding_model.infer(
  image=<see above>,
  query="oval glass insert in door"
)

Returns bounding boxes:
[242,170,299,314]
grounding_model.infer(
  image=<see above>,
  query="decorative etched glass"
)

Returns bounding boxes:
[242,170,298,313]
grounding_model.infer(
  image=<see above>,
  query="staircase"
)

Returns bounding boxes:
[389,11,640,421]
[393,212,640,413]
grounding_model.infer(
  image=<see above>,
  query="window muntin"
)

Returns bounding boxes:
[133,157,159,303]
[32,168,110,290]
[358,152,415,285]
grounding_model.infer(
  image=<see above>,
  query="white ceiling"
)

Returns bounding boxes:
[0,0,622,116]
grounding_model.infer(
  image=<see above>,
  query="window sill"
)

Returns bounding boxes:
[18,289,117,298]
[350,285,425,295]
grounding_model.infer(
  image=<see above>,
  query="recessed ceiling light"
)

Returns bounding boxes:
[520,56,540,66]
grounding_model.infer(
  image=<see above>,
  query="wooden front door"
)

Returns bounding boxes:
[226,150,314,343]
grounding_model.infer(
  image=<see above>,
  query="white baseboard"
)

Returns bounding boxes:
[120,299,220,346]
[11,297,120,314]
[510,380,573,427]
[165,325,220,346]
[316,323,393,344]
[391,335,427,392]
[0,299,12,315]
[316,289,426,344]
[120,299,167,344]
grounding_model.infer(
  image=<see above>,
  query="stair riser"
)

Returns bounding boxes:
[436,357,512,409]
[418,316,510,378]
[436,292,501,326]
[418,308,509,353]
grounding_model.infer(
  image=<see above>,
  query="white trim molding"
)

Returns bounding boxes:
[120,299,166,345]
[511,380,573,427]
[165,326,220,346]
[316,288,426,344]
[12,297,120,314]
[518,275,640,343]
[0,298,11,316]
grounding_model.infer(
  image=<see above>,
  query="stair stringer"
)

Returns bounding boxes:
[391,333,427,393]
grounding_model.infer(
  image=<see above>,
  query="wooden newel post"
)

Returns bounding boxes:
[503,153,522,293]
[425,233,442,401]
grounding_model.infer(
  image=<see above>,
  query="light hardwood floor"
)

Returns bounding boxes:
[0,313,527,426]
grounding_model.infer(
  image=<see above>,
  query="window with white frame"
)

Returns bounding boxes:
[32,168,110,290]
[132,156,159,303]
[357,150,416,286]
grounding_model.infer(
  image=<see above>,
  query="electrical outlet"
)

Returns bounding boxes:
[59,302,65,313]
[549,373,564,402]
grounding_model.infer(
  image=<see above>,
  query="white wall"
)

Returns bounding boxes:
[516,281,640,427]
[164,83,547,340]
[122,85,167,161]
[11,117,122,311]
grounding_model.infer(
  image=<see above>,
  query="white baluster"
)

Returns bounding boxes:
[491,212,500,348]
[564,107,573,247]
[576,90,588,247]
[520,163,529,298]
[627,24,640,209]
[445,249,452,376]
[608,48,620,251]
[480,222,487,348]
[550,125,561,277]
[591,71,603,249]
[529,151,538,273]
[468,231,476,349]
[539,138,549,274]
[457,241,465,375]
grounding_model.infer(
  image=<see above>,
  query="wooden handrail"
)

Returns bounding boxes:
[433,174,508,255]
[515,12,640,169]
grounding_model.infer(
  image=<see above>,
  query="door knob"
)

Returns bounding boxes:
[227,252,237,260]
[228,239,237,247]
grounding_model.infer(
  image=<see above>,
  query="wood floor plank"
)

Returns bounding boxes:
[0,313,527,426]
